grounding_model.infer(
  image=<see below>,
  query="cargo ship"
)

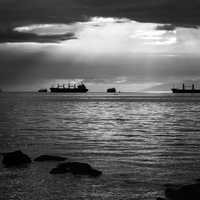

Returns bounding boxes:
[50,83,88,93]
[171,83,200,93]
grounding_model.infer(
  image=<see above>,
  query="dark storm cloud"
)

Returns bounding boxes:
[76,0,200,27]
[1,0,200,31]
[0,29,76,43]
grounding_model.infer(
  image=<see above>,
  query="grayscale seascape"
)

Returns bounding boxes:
[1,92,200,200]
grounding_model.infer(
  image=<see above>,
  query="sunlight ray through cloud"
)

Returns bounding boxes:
[1,17,200,91]
[7,19,200,57]
[12,17,200,55]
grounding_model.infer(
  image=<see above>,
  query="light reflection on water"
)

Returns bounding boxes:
[1,92,200,200]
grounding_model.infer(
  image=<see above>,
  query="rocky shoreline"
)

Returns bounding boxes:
[1,150,200,200]
[1,150,102,178]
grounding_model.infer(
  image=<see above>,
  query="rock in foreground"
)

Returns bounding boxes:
[157,182,200,200]
[2,150,31,167]
[165,183,200,200]
[34,155,66,162]
[50,162,102,177]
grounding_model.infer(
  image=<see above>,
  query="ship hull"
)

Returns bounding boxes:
[50,88,88,93]
[172,89,200,93]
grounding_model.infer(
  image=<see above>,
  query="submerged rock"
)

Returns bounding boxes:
[165,183,200,200]
[50,162,102,177]
[2,150,31,167]
[34,155,66,162]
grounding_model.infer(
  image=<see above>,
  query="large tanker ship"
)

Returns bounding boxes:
[171,83,200,93]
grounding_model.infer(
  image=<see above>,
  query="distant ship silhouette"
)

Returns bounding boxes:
[50,83,88,93]
[38,89,48,93]
[107,88,116,93]
[171,83,200,93]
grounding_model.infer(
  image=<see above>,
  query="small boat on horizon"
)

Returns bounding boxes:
[171,83,200,93]
[107,88,116,93]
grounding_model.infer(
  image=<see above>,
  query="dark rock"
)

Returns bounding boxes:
[164,183,180,189]
[165,183,200,200]
[50,162,102,177]
[157,198,166,200]
[50,166,68,174]
[34,155,66,162]
[2,150,31,167]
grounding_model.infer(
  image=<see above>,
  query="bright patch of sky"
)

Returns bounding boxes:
[12,17,200,56]
[1,17,200,91]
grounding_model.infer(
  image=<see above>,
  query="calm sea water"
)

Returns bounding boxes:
[1,92,200,200]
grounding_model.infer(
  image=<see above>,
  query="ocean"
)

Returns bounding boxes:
[1,92,200,200]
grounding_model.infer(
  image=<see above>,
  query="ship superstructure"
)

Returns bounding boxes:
[50,82,88,93]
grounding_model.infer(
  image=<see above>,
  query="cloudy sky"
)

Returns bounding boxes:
[1,0,200,91]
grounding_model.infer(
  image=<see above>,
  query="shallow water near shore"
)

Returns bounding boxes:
[1,92,200,200]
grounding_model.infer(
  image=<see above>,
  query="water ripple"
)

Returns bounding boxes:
[1,93,200,200]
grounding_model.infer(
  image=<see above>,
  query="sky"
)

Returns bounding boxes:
[1,0,200,92]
